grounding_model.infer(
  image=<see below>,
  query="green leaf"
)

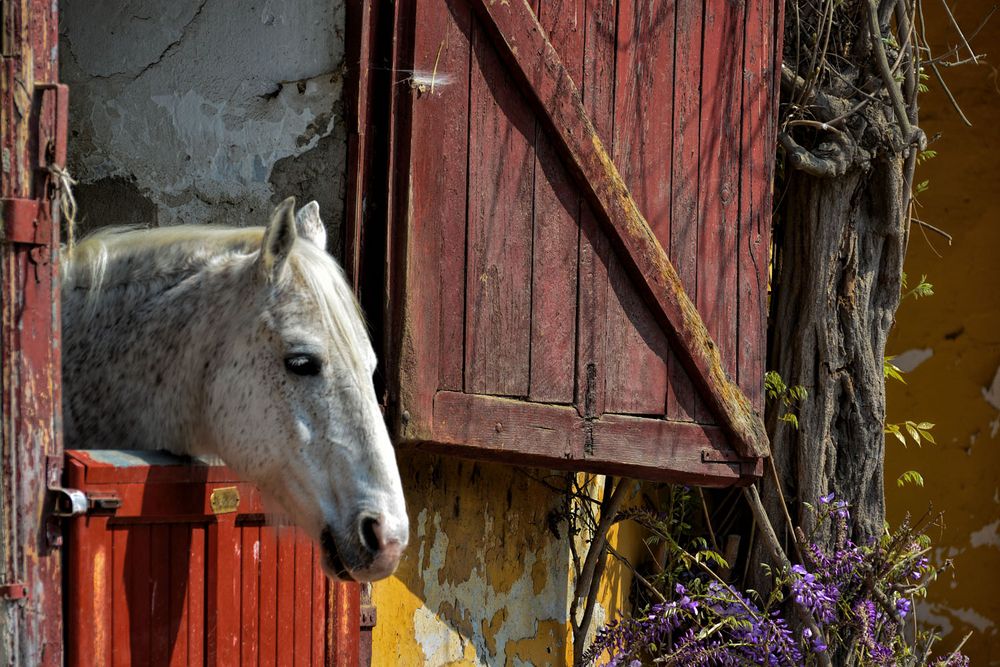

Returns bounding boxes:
[897,470,925,487]
[906,422,921,443]
[884,358,907,384]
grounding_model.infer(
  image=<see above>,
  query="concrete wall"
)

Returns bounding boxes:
[883,0,1000,660]
[61,0,347,248]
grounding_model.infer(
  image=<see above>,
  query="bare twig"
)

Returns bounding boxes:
[928,59,974,126]
[922,5,996,65]
[866,0,920,144]
[940,0,979,64]
[571,477,632,664]
[696,488,719,552]
[912,218,954,243]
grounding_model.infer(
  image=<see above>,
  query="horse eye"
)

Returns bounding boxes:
[284,354,322,377]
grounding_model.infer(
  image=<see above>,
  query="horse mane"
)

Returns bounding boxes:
[63,224,371,382]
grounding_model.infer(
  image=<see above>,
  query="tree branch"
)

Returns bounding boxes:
[865,0,923,145]
[779,132,854,177]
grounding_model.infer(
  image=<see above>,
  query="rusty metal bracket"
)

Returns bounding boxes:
[0,197,47,246]
[0,584,28,600]
[360,604,377,629]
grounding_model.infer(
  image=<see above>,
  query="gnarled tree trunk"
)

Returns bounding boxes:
[752,0,922,583]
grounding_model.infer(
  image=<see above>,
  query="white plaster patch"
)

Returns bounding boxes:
[983,364,1000,411]
[918,603,954,637]
[970,520,1000,549]
[892,347,934,373]
[950,607,996,634]
[411,510,572,666]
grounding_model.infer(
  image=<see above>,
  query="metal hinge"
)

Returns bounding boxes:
[360,604,377,629]
[0,197,47,246]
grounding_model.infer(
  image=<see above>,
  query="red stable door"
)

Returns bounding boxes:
[63,450,368,666]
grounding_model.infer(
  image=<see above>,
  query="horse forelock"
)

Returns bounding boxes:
[284,240,371,384]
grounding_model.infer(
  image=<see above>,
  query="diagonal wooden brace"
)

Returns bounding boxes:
[468,0,770,458]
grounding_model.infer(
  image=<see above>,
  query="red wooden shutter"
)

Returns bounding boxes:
[346,0,780,484]
[64,450,362,666]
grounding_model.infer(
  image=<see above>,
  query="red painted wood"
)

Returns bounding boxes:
[465,16,536,397]
[150,525,171,664]
[465,0,769,456]
[667,0,704,422]
[409,0,474,393]
[528,0,583,404]
[737,0,778,415]
[63,453,362,666]
[168,525,191,667]
[128,525,153,665]
[258,523,279,667]
[241,523,261,666]
[695,0,745,422]
[604,0,675,416]
[312,549,328,666]
[111,526,131,667]
[187,525,206,666]
[329,581,361,667]
[387,0,778,473]
[575,0,617,421]
[427,391,756,485]
[276,528,296,666]
[1,1,65,661]
[294,530,314,664]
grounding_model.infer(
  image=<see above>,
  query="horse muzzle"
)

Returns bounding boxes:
[319,512,407,582]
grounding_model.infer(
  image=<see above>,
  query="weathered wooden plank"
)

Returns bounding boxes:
[240,523,260,667]
[605,0,675,416]
[168,525,191,667]
[465,16,536,396]
[667,0,704,422]
[575,0,616,420]
[258,525,278,667]
[312,547,327,666]
[695,0,744,423]
[528,0,583,403]
[187,526,206,666]
[206,516,240,666]
[276,528,296,666]
[738,0,775,414]
[397,0,473,393]
[65,514,113,667]
[428,391,758,484]
[150,525,171,664]
[111,528,131,667]
[467,0,768,456]
[294,530,314,665]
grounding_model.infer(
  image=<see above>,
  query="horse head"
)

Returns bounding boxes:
[206,198,408,581]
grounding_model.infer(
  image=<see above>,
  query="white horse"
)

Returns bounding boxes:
[61,197,408,582]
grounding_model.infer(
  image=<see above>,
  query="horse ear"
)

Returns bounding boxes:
[295,201,327,250]
[260,197,297,280]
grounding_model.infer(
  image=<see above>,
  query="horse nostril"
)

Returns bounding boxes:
[359,515,381,555]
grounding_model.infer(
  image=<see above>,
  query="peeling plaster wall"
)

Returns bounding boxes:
[372,452,639,666]
[60,0,347,249]
[884,0,1000,659]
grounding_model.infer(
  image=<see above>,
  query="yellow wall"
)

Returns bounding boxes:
[371,451,640,666]
[884,0,1000,660]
